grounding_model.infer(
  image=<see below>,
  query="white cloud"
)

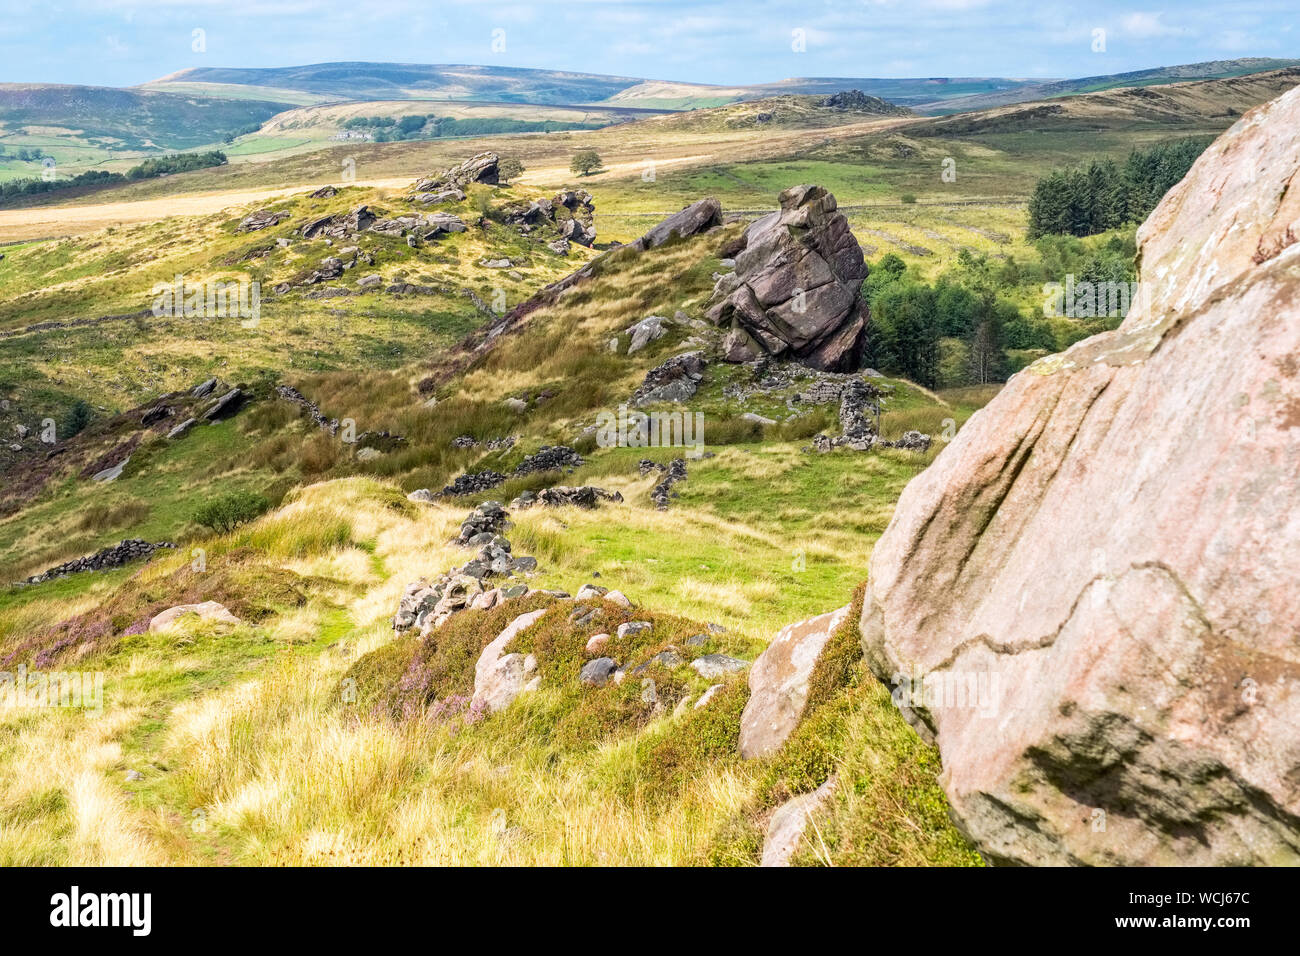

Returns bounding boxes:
[1120,12,1191,39]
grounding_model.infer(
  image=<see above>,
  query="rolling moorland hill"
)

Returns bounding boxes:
[9,65,1296,230]
[7,59,1297,205]
[0,71,1297,865]
[0,151,1001,865]
[0,84,290,152]
[146,58,1300,112]
[921,56,1300,113]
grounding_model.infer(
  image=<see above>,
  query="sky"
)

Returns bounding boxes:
[2,0,1297,88]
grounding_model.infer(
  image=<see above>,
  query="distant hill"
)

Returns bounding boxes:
[143,63,645,106]
[920,57,1300,114]
[912,66,1300,135]
[0,84,289,151]
[632,91,910,132]
[142,59,1300,115]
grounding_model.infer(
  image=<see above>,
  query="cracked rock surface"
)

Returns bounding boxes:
[860,85,1300,866]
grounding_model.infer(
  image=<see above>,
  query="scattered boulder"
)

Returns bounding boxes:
[580,657,620,687]
[860,84,1300,866]
[416,187,465,204]
[632,198,723,251]
[201,388,244,422]
[632,351,706,405]
[237,209,288,232]
[561,217,596,247]
[191,378,219,398]
[91,458,129,482]
[309,185,338,198]
[617,621,652,641]
[708,185,868,371]
[149,601,241,633]
[691,654,750,680]
[625,315,670,354]
[761,777,838,866]
[585,633,611,655]
[439,471,507,498]
[471,608,547,713]
[739,605,849,759]
[514,445,583,475]
[695,683,724,709]
[630,650,684,676]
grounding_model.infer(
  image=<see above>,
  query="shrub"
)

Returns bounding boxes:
[193,490,270,535]
[63,400,92,439]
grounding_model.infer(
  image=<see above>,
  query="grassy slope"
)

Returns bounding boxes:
[0,204,996,864]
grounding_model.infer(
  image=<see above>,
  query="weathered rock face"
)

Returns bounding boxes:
[740,605,850,759]
[633,198,722,251]
[859,85,1300,866]
[237,209,288,233]
[416,152,500,190]
[708,185,868,372]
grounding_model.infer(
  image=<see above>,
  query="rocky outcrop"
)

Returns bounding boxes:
[860,85,1300,866]
[201,388,244,421]
[740,605,849,758]
[300,204,375,239]
[237,209,288,232]
[415,152,500,190]
[708,185,868,371]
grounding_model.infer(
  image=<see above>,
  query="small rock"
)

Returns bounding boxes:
[585,633,611,655]
[617,621,652,641]
[149,601,241,633]
[691,654,750,679]
[761,777,838,867]
[580,657,619,687]
[695,684,725,709]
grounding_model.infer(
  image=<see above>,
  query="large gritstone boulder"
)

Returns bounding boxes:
[707,185,868,372]
[859,85,1300,866]
[633,198,723,251]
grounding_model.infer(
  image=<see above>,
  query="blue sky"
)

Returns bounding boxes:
[2,0,1297,88]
